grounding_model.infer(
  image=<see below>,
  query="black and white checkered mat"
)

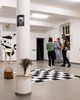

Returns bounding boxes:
[31,69,80,83]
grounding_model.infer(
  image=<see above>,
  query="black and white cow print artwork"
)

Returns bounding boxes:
[1,32,16,60]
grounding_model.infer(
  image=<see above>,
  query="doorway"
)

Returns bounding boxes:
[36,38,44,60]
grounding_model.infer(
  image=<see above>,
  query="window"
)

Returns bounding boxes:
[60,23,70,50]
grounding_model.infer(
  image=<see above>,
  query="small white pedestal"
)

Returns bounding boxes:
[15,73,32,95]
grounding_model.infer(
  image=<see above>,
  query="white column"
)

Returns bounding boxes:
[17,0,30,61]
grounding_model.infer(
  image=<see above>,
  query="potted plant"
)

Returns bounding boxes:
[15,58,32,95]
[19,58,32,74]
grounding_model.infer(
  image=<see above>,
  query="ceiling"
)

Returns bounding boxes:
[0,0,80,32]
[31,0,80,32]
[0,6,70,23]
[30,11,70,23]
[0,7,16,18]
[30,26,53,33]
[31,0,80,12]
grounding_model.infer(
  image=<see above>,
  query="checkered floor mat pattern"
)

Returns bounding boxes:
[31,69,80,83]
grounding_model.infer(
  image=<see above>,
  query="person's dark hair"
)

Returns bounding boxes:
[57,38,60,40]
[62,34,66,40]
[48,37,53,42]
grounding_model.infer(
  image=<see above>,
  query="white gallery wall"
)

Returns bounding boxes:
[69,19,80,63]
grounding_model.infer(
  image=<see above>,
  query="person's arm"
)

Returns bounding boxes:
[58,42,62,49]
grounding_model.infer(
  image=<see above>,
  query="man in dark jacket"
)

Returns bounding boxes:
[61,34,71,67]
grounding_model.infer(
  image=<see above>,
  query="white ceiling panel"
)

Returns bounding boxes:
[31,25,53,32]
[0,6,16,18]
[31,0,80,12]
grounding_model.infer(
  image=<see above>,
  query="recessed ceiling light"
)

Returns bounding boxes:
[31,13,49,19]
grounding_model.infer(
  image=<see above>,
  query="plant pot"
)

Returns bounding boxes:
[14,73,32,95]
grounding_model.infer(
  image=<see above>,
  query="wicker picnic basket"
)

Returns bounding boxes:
[4,67,13,79]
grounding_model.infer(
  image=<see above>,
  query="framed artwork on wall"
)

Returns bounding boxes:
[17,15,25,27]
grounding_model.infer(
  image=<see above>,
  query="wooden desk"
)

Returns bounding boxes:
[4,48,12,64]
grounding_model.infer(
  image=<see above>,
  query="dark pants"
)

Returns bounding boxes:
[62,49,70,65]
[48,51,55,66]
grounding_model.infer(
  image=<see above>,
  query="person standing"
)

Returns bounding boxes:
[54,38,62,63]
[61,34,71,67]
[46,37,55,67]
